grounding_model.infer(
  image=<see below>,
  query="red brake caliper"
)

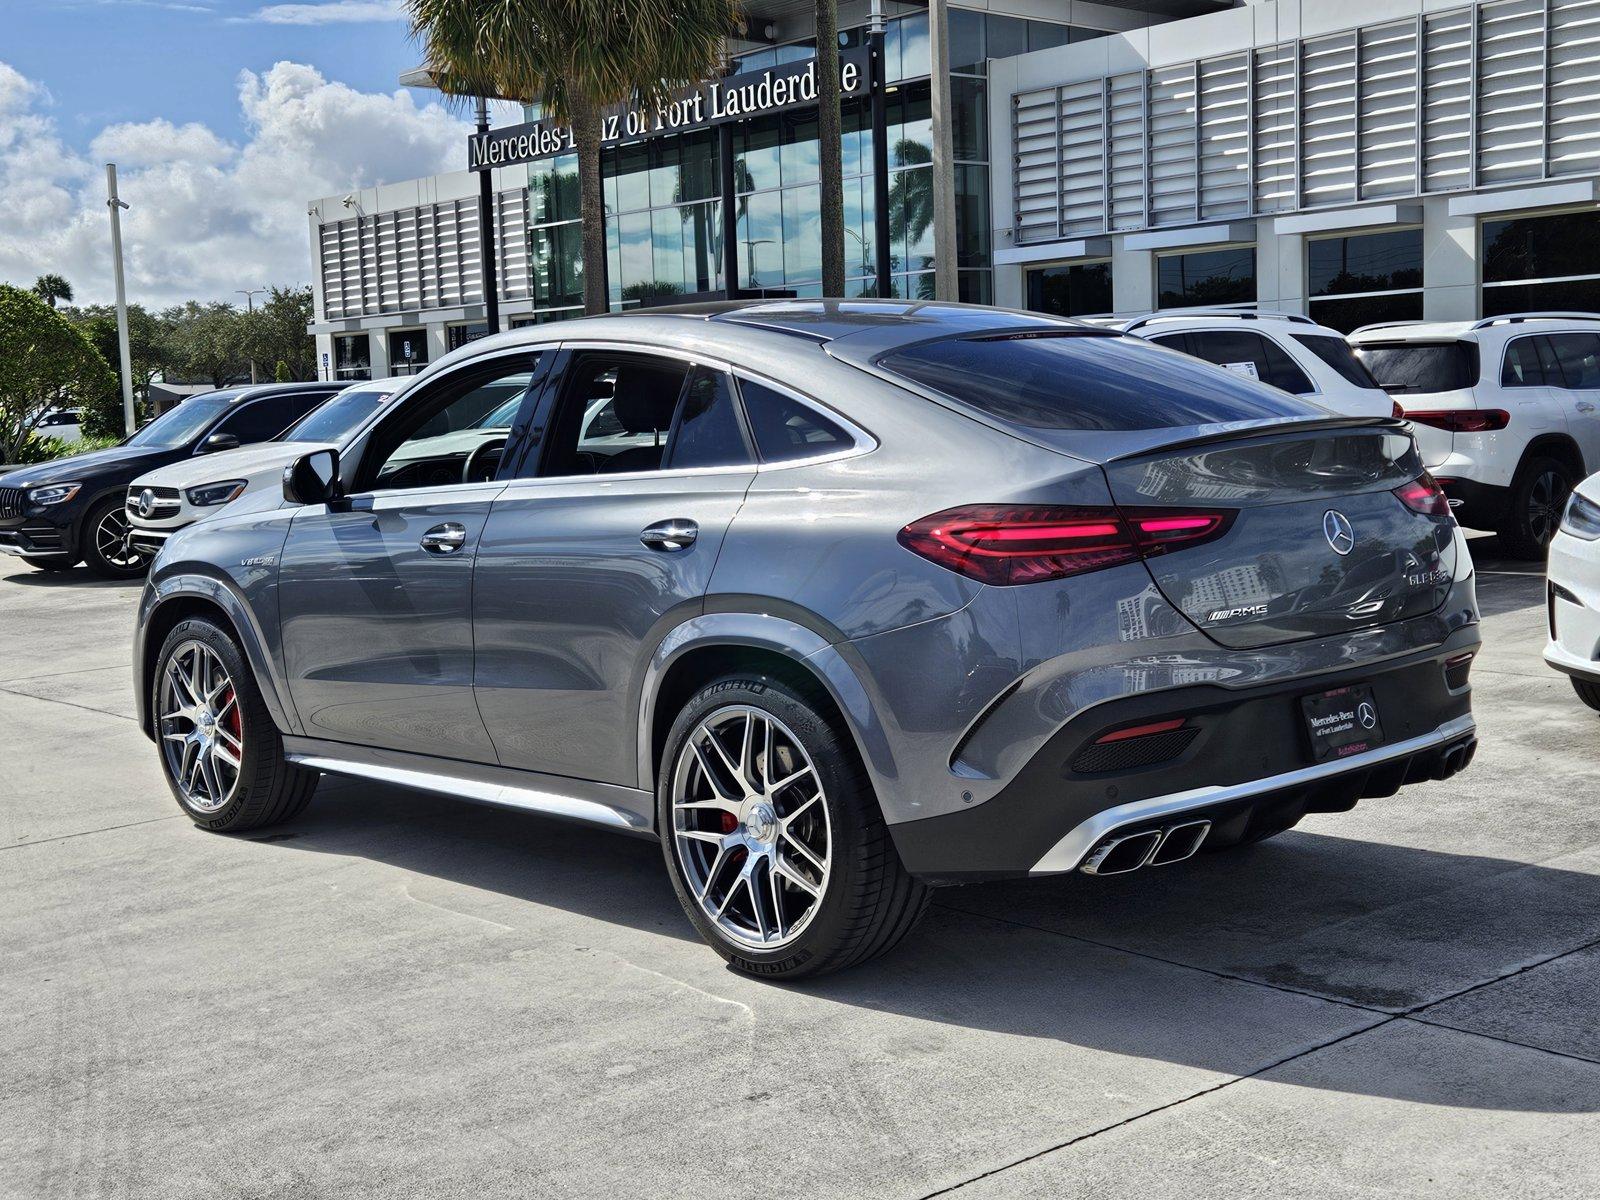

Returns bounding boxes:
[222,687,241,745]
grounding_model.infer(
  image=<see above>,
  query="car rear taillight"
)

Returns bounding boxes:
[1393,472,1452,517]
[897,505,1233,586]
[1391,400,1406,420]
[1404,409,1510,433]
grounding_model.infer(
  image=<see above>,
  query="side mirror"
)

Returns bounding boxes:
[200,432,240,454]
[283,448,343,506]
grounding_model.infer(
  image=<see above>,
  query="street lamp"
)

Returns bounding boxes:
[236,287,266,383]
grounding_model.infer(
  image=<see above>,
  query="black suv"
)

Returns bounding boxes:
[0,382,340,578]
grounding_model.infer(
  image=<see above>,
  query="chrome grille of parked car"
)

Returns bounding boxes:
[125,485,182,518]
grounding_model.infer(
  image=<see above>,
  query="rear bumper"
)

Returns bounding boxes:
[1435,476,1509,531]
[887,628,1480,882]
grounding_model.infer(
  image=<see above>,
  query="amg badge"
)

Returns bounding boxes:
[1207,604,1268,622]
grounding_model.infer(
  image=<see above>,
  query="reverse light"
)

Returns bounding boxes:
[1393,473,1452,518]
[1405,409,1510,433]
[1560,491,1600,541]
[26,482,81,506]
[185,480,248,507]
[897,505,1234,586]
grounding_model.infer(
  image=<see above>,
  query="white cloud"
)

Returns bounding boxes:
[242,1,405,25]
[0,59,467,308]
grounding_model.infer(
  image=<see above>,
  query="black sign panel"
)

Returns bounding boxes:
[1300,684,1385,764]
[468,48,871,170]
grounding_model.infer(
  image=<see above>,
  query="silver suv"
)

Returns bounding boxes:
[133,302,1479,977]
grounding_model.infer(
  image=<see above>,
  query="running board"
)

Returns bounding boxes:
[283,738,655,836]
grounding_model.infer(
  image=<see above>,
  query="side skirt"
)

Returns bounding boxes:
[282,736,657,838]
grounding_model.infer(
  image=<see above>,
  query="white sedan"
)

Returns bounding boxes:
[125,379,403,556]
[1546,474,1600,710]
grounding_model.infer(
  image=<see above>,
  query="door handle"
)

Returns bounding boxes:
[640,519,698,552]
[420,522,467,554]
[1578,401,1596,413]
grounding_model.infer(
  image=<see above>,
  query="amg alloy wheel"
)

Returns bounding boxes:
[153,617,318,831]
[670,705,832,951]
[83,498,150,578]
[158,639,246,813]
[659,676,929,978]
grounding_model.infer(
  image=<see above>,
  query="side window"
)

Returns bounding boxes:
[665,369,752,470]
[541,353,690,477]
[1549,333,1600,389]
[1502,337,1549,387]
[739,378,853,463]
[213,398,297,445]
[363,358,539,491]
[1182,330,1314,394]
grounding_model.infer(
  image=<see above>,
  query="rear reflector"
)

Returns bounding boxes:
[898,505,1233,586]
[1444,651,1475,691]
[1405,409,1510,433]
[1095,717,1188,744]
[1393,472,1452,518]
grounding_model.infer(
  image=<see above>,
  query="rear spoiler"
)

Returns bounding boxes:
[1104,416,1408,463]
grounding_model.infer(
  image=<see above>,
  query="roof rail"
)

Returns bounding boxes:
[1349,320,1430,336]
[1469,312,1600,330]
[1122,309,1317,333]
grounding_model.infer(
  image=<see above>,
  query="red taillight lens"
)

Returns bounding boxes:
[1405,409,1510,433]
[1095,717,1188,744]
[897,505,1232,586]
[1391,400,1406,420]
[1393,472,1452,517]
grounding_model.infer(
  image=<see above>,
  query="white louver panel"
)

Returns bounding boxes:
[1059,80,1107,235]
[1476,0,1547,184]
[1147,63,1198,226]
[1012,87,1061,243]
[314,195,518,318]
[1422,8,1474,191]
[1252,43,1297,213]
[1548,0,1600,177]
[1357,20,1420,198]
[1107,72,1146,230]
[1299,32,1358,207]
[1197,52,1250,219]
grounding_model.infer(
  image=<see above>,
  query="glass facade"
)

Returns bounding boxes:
[1307,229,1423,332]
[1483,209,1600,317]
[387,329,429,376]
[515,9,1048,318]
[1156,248,1257,309]
[1025,261,1112,316]
[333,333,370,381]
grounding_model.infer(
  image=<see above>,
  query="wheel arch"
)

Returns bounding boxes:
[136,573,296,740]
[636,613,896,818]
[1519,433,1585,480]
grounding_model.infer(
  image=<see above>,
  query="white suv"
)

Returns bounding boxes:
[126,378,404,556]
[1351,313,1600,558]
[1110,311,1398,419]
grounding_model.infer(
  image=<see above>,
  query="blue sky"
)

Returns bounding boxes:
[8,0,423,152]
[0,1,482,306]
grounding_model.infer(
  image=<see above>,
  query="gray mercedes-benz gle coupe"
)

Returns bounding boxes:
[134,301,1480,978]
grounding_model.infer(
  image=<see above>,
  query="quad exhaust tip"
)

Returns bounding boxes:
[1081,820,1212,875]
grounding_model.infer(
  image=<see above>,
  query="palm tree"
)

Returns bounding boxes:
[815,1,845,297]
[33,274,73,309]
[409,0,738,316]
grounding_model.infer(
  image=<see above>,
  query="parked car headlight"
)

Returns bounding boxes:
[27,482,80,506]
[1561,491,1600,541]
[185,480,248,507]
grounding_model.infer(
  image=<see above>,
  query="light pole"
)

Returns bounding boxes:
[236,287,266,383]
[475,96,501,335]
[105,164,136,436]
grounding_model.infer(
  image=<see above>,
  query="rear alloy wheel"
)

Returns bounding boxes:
[82,497,151,578]
[1499,457,1573,560]
[659,677,929,978]
[154,618,318,831]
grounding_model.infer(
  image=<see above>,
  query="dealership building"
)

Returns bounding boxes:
[308,0,1600,380]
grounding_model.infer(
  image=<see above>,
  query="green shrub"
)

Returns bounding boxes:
[11,432,119,464]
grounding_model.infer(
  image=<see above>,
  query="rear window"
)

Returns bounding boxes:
[1355,342,1478,394]
[1290,334,1382,389]
[877,332,1319,431]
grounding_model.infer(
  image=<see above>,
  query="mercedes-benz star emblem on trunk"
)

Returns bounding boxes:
[1323,509,1355,556]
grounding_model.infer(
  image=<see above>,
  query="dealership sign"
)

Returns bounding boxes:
[468,48,869,170]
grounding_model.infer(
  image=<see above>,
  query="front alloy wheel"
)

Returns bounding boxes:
[158,639,246,813]
[83,498,150,578]
[671,705,832,951]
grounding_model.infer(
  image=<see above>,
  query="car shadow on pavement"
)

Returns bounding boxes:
[250,775,1600,1113]
[0,565,143,587]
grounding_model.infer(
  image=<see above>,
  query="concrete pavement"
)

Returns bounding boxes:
[1,538,1597,1198]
